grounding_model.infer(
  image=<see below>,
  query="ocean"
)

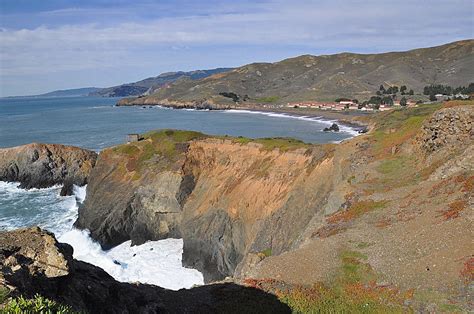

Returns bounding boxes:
[0,96,357,289]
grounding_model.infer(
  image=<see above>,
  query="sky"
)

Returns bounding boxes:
[0,0,472,97]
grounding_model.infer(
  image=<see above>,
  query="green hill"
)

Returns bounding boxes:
[119,40,473,106]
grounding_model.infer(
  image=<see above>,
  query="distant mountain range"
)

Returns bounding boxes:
[119,39,473,106]
[7,40,472,102]
[5,87,101,98]
[89,68,233,97]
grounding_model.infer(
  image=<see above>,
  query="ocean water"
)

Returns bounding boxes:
[0,96,357,289]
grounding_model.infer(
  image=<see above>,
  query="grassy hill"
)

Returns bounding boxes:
[120,40,473,105]
[90,68,232,97]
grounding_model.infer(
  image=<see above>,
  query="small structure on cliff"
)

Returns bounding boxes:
[127,134,141,143]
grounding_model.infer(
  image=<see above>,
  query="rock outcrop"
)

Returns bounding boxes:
[418,105,473,154]
[323,123,340,132]
[117,97,236,110]
[75,131,337,281]
[0,227,290,313]
[0,143,97,194]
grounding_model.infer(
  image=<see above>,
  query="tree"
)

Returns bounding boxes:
[382,96,393,106]
[368,96,382,105]
[400,85,407,94]
[376,90,382,96]
[400,97,407,106]
[374,103,381,110]
[429,93,437,101]
[379,84,385,91]
[408,89,414,95]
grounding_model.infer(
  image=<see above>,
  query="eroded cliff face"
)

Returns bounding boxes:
[75,131,340,281]
[0,143,97,194]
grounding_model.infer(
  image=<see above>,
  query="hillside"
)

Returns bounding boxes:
[90,68,232,97]
[72,101,472,311]
[118,40,474,106]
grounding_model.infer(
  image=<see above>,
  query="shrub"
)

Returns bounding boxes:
[277,250,410,313]
[2,294,77,314]
[327,200,388,224]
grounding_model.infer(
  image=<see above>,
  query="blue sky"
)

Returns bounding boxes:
[0,0,472,97]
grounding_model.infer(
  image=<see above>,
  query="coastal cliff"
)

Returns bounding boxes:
[74,101,473,311]
[0,143,97,195]
[75,130,336,281]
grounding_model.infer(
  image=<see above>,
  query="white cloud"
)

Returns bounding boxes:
[0,0,472,96]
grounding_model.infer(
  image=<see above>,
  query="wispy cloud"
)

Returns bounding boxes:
[0,0,472,96]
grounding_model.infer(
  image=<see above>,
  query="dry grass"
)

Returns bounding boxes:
[438,199,468,220]
[246,250,412,313]
[327,200,388,224]
[460,257,474,284]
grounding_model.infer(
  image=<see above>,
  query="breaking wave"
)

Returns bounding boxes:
[0,182,204,290]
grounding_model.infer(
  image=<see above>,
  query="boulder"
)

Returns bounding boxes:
[323,123,340,132]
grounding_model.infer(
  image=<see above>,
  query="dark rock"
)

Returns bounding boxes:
[358,127,368,134]
[60,180,74,196]
[0,227,291,314]
[323,123,340,132]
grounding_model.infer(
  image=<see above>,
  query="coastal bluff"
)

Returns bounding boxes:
[0,143,97,195]
[74,102,473,312]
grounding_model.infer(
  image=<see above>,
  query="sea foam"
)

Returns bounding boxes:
[225,109,361,136]
[0,182,204,290]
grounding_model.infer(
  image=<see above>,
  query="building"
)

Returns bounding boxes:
[127,134,141,143]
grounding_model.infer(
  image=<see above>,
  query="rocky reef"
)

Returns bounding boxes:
[0,227,290,313]
[0,143,97,195]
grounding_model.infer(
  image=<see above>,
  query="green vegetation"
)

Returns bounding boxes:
[0,287,9,304]
[423,83,474,96]
[143,129,206,143]
[113,129,208,177]
[1,294,77,314]
[371,104,443,157]
[113,144,140,156]
[327,200,389,224]
[261,248,272,257]
[255,96,280,103]
[278,250,410,313]
[229,136,311,152]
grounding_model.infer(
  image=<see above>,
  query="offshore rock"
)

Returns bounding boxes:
[0,143,97,194]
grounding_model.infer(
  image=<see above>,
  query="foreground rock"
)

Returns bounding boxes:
[0,143,97,194]
[0,227,290,313]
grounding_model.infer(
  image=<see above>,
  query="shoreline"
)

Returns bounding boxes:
[235,107,370,131]
[117,102,370,135]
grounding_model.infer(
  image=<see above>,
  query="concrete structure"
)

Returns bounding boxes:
[127,134,140,143]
